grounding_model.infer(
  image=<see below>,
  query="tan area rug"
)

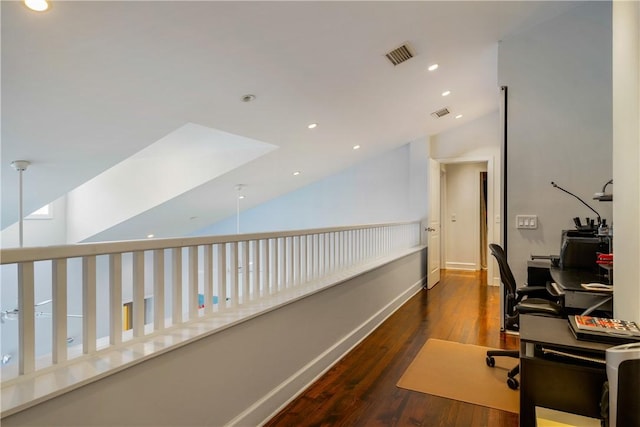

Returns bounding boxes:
[397,338,519,413]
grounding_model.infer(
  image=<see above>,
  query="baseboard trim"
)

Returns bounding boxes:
[445,262,477,271]
[227,277,426,427]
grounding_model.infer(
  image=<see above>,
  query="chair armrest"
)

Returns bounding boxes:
[516,286,550,299]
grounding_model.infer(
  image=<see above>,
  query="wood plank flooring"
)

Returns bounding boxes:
[264,270,520,427]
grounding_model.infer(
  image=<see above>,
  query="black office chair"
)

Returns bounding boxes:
[486,243,564,390]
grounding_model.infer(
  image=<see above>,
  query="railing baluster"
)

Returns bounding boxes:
[83,255,97,354]
[251,240,259,299]
[188,246,198,318]
[109,254,122,345]
[293,236,300,286]
[18,261,35,374]
[203,245,213,314]
[300,236,307,284]
[229,242,238,307]
[52,259,68,364]
[263,239,270,295]
[285,237,292,288]
[272,239,279,292]
[241,241,249,303]
[171,248,182,325]
[133,251,145,337]
[153,250,165,329]
[217,244,227,311]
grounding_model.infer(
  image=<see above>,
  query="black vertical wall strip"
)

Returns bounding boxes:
[501,86,508,256]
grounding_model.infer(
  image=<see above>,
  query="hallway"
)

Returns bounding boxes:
[266,270,519,427]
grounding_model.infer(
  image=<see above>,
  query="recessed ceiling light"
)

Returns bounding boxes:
[455,114,463,119]
[353,145,361,150]
[307,123,318,129]
[147,234,155,239]
[241,94,256,103]
[293,171,301,176]
[24,0,49,11]
[238,195,245,200]
[442,90,451,97]
[428,64,439,71]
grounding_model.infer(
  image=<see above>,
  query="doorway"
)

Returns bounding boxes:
[441,162,488,272]
[427,156,499,287]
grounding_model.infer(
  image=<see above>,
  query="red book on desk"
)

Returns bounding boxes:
[569,315,640,344]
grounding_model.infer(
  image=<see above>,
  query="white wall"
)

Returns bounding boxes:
[612,0,640,322]
[443,162,487,270]
[498,2,613,284]
[196,141,428,236]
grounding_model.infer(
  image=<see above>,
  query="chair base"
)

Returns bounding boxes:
[486,350,520,390]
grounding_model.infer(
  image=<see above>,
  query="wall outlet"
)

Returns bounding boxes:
[516,215,538,229]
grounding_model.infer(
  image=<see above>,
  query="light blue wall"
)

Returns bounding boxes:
[195,142,428,236]
[499,1,613,284]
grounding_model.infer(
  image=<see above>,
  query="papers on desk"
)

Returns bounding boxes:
[580,283,613,292]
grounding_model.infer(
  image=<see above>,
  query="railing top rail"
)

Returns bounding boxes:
[0,221,419,264]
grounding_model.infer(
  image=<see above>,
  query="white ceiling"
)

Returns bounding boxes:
[1,1,578,241]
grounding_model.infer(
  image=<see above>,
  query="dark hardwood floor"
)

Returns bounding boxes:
[264,270,520,427]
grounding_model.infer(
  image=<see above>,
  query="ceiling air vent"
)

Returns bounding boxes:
[431,107,450,118]
[385,44,413,66]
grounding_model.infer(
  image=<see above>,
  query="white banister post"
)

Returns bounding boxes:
[272,238,279,292]
[132,251,145,337]
[285,237,292,288]
[293,236,300,286]
[203,245,213,314]
[83,255,97,354]
[171,248,182,325]
[153,249,165,329]
[261,239,271,295]
[250,240,259,299]
[229,242,238,307]
[18,261,35,375]
[52,258,68,364]
[217,244,227,311]
[109,254,122,345]
[241,241,249,302]
[188,246,199,318]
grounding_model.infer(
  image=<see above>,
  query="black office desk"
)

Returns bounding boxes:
[549,266,613,315]
[519,315,612,427]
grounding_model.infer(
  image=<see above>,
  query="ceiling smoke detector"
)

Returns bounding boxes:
[385,44,414,66]
[430,107,451,118]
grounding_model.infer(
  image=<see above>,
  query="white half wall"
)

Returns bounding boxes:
[498,2,613,284]
[1,250,427,427]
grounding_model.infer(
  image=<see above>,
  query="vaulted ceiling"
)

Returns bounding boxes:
[1,1,577,241]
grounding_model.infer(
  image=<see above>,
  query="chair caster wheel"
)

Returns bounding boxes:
[507,377,519,390]
[486,356,495,367]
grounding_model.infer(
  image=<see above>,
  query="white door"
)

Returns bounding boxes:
[427,158,441,289]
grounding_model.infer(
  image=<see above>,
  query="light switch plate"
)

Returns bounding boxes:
[516,215,538,229]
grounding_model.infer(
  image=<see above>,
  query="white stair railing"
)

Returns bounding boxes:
[0,222,421,384]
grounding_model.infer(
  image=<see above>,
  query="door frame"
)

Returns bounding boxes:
[430,155,500,286]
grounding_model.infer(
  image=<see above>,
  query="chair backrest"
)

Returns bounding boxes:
[489,243,517,298]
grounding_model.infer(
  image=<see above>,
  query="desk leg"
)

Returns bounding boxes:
[519,360,537,427]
